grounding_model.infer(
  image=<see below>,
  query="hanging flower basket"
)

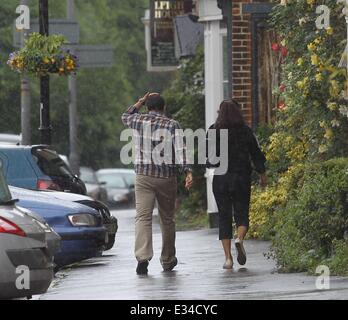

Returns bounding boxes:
[7,33,79,77]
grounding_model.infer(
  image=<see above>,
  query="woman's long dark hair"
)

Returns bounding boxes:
[215,99,245,129]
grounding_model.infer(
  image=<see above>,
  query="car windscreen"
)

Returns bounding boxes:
[122,173,135,186]
[0,168,12,203]
[80,169,97,184]
[32,149,74,179]
[97,173,126,189]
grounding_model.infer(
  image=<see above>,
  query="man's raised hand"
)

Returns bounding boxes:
[185,172,193,190]
[134,92,150,109]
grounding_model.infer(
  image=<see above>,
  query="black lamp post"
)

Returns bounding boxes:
[39,0,51,145]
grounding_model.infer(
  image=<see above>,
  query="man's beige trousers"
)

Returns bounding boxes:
[134,175,177,267]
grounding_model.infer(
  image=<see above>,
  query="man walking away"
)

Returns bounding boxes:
[122,93,193,275]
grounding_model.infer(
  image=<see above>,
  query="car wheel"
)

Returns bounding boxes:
[105,234,116,251]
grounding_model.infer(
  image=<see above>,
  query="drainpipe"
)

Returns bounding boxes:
[218,0,233,99]
[223,0,233,98]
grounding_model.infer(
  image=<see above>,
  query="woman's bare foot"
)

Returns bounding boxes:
[223,259,234,269]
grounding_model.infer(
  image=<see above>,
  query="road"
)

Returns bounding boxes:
[38,209,348,300]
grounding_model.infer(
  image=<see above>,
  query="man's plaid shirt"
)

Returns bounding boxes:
[122,106,191,178]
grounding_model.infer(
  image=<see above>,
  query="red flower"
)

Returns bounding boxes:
[272,43,280,53]
[279,84,286,92]
[281,47,287,58]
[277,101,286,110]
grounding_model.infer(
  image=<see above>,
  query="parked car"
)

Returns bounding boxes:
[0,133,21,145]
[9,186,110,269]
[59,155,70,168]
[0,170,60,299]
[32,189,118,251]
[96,169,136,208]
[0,145,87,195]
[79,167,108,204]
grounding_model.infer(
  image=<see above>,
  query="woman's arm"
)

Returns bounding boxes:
[248,128,267,175]
[206,125,220,168]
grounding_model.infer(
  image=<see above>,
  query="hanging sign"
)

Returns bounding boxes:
[149,0,194,71]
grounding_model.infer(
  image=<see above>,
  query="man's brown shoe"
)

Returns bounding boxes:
[162,258,178,272]
[136,261,149,275]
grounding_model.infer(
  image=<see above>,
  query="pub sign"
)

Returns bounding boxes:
[150,0,194,70]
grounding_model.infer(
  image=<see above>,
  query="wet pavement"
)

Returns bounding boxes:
[38,209,348,300]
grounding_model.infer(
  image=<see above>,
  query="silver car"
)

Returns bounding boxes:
[79,167,108,204]
[96,169,136,209]
[0,170,60,300]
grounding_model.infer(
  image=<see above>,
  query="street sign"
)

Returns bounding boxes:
[13,19,80,47]
[68,45,114,68]
[13,19,113,68]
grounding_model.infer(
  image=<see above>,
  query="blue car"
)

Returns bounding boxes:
[33,189,118,251]
[0,145,86,195]
[9,186,108,269]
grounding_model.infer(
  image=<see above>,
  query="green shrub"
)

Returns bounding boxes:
[268,1,348,164]
[249,163,307,240]
[249,186,285,240]
[326,240,348,276]
[271,158,348,274]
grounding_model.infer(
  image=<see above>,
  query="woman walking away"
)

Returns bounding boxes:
[207,100,267,269]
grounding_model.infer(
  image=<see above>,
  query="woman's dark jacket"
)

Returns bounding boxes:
[206,124,266,175]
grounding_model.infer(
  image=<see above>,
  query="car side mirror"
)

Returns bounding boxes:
[129,184,135,190]
[99,181,107,186]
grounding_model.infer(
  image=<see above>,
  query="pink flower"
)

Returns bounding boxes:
[279,84,286,92]
[281,47,287,58]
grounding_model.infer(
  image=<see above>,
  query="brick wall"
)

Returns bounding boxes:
[231,0,253,125]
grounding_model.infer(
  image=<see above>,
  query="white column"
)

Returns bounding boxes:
[198,0,224,218]
[203,20,224,215]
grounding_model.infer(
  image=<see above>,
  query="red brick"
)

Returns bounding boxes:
[233,47,249,52]
[233,34,249,40]
[233,21,249,27]
[232,53,242,59]
[232,7,240,15]
[232,72,251,78]
[232,78,242,84]
[242,78,252,84]
[233,59,252,65]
